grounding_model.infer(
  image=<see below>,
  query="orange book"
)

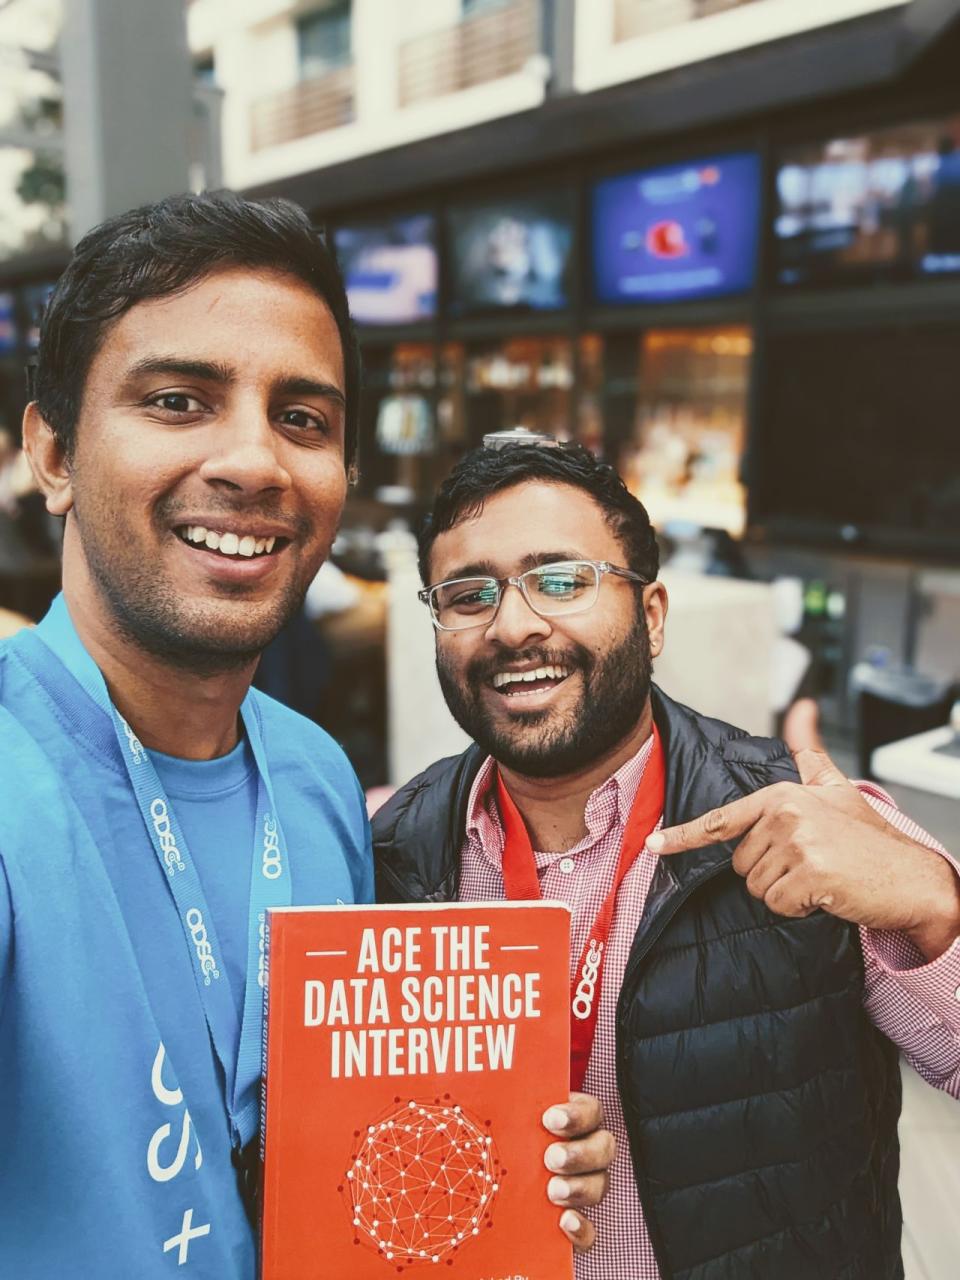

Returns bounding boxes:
[261,901,572,1280]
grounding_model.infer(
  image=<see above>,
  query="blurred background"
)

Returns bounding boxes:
[0,1,958,1272]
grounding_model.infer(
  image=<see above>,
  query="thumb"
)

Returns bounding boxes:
[783,698,847,788]
[782,697,821,752]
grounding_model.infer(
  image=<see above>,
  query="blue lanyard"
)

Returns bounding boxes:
[36,597,291,1151]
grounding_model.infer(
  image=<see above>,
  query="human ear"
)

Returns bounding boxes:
[21,401,73,516]
[644,582,668,658]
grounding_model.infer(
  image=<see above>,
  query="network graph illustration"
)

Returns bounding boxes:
[341,1097,504,1269]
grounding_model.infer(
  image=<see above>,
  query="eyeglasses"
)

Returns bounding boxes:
[418,559,649,632]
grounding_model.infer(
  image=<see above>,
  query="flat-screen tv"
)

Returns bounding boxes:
[334,214,437,325]
[447,191,575,316]
[774,114,960,287]
[751,327,960,555]
[591,151,762,304]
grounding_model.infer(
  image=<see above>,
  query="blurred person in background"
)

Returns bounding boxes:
[0,192,610,1279]
[373,442,960,1280]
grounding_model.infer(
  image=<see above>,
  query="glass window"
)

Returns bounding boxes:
[298,3,352,79]
[462,0,510,16]
[193,55,216,86]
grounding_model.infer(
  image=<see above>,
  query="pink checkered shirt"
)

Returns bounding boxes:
[458,738,960,1280]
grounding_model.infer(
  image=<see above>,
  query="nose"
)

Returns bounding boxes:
[483,581,552,648]
[197,404,292,496]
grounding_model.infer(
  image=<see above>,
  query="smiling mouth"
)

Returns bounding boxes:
[175,524,290,560]
[490,664,571,698]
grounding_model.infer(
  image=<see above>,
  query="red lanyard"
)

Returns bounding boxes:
[495,726,665,1091]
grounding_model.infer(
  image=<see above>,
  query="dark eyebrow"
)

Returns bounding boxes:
[274,376,346,411]
[439,552,588,582]
[124,356,235,384]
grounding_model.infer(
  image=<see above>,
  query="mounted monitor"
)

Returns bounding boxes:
[334,214,437,325]
[774,114,960,287]
[591,152,762,305]
[752,325,960,556]
[446,191,576,316]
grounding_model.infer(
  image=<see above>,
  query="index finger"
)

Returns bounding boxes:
[646,790,767,855]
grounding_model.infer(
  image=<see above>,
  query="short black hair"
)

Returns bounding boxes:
[418,443,660,584]
[33,190,360,468]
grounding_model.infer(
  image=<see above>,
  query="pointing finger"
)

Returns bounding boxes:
[647,791,766,855]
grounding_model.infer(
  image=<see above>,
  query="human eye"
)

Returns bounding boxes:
[145,391,206,416]
[531,563,589,599]
[276,405,332,444]
[443,580,499,614]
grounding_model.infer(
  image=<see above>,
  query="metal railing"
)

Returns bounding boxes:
[614,0,759,42]
[398,0,541,109]
[249,65,354,152]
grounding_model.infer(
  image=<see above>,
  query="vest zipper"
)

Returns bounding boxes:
[615,857,729,1280]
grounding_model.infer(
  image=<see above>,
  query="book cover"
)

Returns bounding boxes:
[261,901,572,1280]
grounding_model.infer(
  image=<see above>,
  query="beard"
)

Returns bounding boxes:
[436,614,653,778]
[72,491,315,677]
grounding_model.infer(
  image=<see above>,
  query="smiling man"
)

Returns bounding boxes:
[372,441,960,1280]
[0,194,370,1278]
[0,194,608,1279]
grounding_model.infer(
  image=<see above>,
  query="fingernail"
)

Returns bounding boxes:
[548,1176,572,1203]
[543,1106,570,1131]
[560,1210,580,1233]
[544,1143,568,1172]
[646,832,664,852]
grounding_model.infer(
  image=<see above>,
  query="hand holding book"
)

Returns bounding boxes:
[544,1091,616,1254]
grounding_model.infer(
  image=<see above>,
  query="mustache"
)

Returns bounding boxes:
[466,644,592,685]
[155,496,310,541]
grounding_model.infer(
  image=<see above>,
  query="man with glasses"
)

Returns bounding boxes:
[372,440,960,1280]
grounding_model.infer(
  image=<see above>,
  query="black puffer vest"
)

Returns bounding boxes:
[372,686,902,1279]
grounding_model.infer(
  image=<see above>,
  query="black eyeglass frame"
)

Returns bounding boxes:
[418,559,650,632]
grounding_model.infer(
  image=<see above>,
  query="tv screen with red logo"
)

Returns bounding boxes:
[591,152,762,304]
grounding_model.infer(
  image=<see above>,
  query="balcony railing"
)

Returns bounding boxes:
[614,0,759,42]
[398,0,541,109]
[250,65,354,152]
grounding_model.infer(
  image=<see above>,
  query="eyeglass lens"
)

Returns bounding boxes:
[432,562,599,629]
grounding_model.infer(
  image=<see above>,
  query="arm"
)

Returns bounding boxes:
[858,785,960,1096]
[0,856,11,1021]
[647,701,960,1084]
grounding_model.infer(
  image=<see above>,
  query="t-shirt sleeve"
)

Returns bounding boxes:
[0,855,12,1018]
[349,769,375,905]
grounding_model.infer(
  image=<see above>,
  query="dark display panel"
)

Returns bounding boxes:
[446,191,575,316]
[591,152,762,304]
[775,115,960,286]
[753,327,960,553]
[334,214,437,325]
[0,292,15,355]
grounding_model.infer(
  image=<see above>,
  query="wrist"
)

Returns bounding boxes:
[903,856,960,963]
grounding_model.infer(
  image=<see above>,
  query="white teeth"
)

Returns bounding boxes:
[181,525,280,557]
[492,666,570,690]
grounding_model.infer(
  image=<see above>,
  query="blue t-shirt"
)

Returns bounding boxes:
[0,597,374,1278]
